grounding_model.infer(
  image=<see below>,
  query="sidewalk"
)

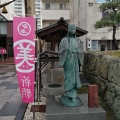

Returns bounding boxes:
[0,65,27,120]
[0,57,14,65]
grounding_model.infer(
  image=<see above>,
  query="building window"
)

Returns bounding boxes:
[92,40,98,51]
[46,4,50,10]
[60,3,66,10]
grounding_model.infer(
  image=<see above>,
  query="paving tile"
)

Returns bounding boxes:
[6,77,17,82]
[0,76,9,80]
[0,101,7,110]
[8,91,21,102]
[0,80,5,84]
[14,75,18,79]
[0,89,16,97]
[0,66,25,119]
[0,116,15,120]
[0,87,6,93]
[0,81,12,86]
[0,96,11,101]
[0,101,22,116]
[6,83,18,89]
[8,95,22,102]
[5,72,16,76]
[12,79,18,84]
[16,88,20,93]
[12,92,21,96]
[11,73,16,77]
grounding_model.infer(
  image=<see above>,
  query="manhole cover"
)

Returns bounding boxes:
[49,84,61,88]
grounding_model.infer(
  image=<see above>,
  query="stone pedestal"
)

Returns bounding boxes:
[42,83,64,96]
[46,94,106,120]
[42,68,64,96]
[41,74,51,84]
[51,68,64,84]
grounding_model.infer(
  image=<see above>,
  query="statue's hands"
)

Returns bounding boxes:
[64,48,70,53]
[59,48,68,53]
[72,50,78,53]
[64,48,68,52]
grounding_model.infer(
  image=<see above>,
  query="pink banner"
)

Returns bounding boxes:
[13,17,35,103]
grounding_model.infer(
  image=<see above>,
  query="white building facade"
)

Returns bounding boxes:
[73,0,120,51]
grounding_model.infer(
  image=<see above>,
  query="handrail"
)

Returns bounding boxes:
[39,50,58,57]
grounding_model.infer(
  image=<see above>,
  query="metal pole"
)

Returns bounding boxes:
[24,1,36,119]
[39,53,41,102]
[25,0,35,17]
[24,0,27,16]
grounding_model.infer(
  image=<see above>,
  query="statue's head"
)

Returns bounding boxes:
[68,24,76,35]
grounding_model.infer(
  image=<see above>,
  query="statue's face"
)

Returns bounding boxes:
[68,24,76,35]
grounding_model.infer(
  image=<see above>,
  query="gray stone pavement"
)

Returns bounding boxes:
[0,65,27,120]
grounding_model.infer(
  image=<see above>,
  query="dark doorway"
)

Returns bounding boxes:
[100,45,106,51]
[8,44,14,57]
[0,36,6,48]
[7,38,14,57]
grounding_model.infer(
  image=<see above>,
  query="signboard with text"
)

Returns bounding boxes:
[13,17,35,103]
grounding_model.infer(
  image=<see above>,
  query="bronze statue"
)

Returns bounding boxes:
[59,24,84,106]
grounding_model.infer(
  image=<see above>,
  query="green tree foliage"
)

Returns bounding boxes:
[95,0,120,50]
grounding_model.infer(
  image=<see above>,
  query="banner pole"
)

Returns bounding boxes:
[39,53,41,104]
[33,60,36,120]
[36,50,39,103]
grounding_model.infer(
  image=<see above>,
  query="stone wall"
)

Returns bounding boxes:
[83,51,120,119]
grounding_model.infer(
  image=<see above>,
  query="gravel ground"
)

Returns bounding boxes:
[23,97,46,120]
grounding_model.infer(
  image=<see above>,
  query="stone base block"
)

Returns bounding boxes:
[46,94,106,120]
[51,68,64,84]
[42,83,64,96]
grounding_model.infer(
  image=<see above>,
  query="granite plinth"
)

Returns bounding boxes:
[46,94,106,120]
[43,83,64,96]
[60,95,83,107]
[51,68,64,84]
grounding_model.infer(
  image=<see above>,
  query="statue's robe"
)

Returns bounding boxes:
[59,37,84,98]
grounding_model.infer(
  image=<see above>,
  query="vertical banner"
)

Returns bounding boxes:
[13,17,35,103]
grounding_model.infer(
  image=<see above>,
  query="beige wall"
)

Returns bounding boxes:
[43,20,57,27]
[42,10,70,20]
[41,0,70,28]
[73,0,120,51]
